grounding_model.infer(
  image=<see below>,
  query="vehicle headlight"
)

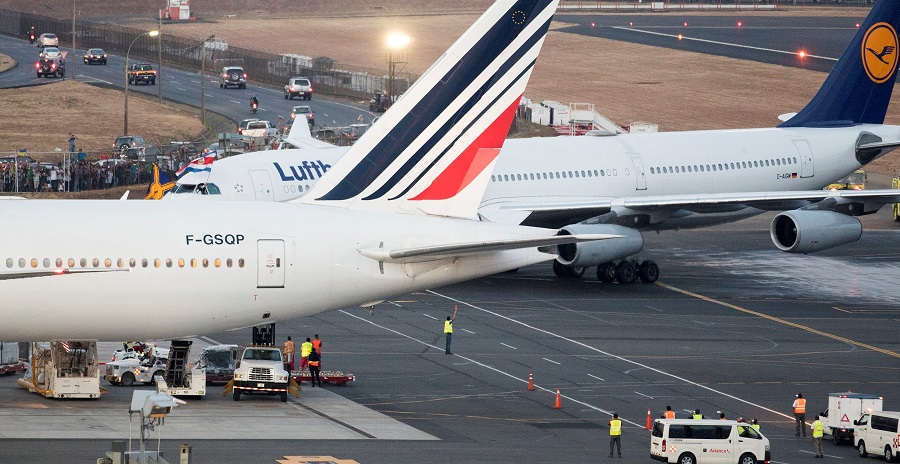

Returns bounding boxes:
[276,374,287,382]
[235,372,246,381]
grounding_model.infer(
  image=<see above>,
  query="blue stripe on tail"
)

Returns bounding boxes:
[779,0,900,128]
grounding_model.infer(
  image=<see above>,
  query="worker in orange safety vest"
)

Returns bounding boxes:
[793,392,807,437]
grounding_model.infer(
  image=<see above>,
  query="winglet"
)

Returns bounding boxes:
[779,1,900,128]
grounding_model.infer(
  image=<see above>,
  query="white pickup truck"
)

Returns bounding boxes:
[232,346,291,402]
[238,119,278,141]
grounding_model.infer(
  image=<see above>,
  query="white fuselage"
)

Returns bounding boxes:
[0,200,554,340]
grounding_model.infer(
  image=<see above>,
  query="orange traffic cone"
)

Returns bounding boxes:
[527,370,535,391]
[646,408,652,430]
[554,388,562,409]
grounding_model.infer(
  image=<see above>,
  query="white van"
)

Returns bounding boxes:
[650,419,770,464]
[853,411,900,461]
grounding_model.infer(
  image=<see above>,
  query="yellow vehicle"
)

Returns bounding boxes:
[826,169,867,190]
[893,177,900,222]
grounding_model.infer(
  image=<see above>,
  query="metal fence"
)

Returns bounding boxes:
[0,9,417,100]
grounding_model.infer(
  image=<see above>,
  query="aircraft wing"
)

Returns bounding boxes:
[0,268,129,281]
[512,189,900,228]
[358,233,620,263]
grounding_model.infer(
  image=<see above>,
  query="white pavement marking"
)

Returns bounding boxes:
[500,343,517,350]
[613,26,838,61]
[230,100,241,104]
[169,80,181,85]
[797,450,845,459]
[460,328,476,334]
[693,320,714,326]
[587,374,605,381]
[428,290,799,423]
[338,310,644,427]
[542,358,561,365]
[422,313,438,320]
[635,391,654,400]
[645,305,663,312]
[176,87,186,92]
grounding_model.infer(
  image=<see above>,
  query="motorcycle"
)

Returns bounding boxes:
[251,102,258,114]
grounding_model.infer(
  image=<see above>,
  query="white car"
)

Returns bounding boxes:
[36,33,58,47]
[39,47,61,59]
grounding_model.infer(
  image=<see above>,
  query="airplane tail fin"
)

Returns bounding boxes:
[780,1,900,128]
[301,0,559,219]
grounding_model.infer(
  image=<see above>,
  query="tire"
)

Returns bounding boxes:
[885,446,894,463]
[859,441,868,457]
[552,260,568,277]
[233,390,241,401]
[616,261,638,284]
[597,262,617,283]
[151,79,156,85]
[738,453,757,464]
[677,453,696,464]
[639,261,660,283]
[240,84,246,89]
[280,390,288,402]
[121,372,135,387]
[144,370,164,385]
[284,93,288,99]
[834,431,841,445]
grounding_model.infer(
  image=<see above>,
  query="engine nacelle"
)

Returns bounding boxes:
[556,224,643,267]
[770,210,861,254]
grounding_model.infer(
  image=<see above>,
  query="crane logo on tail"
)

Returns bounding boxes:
[862,22,899,84]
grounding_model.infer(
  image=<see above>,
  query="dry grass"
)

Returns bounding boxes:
[0,80,205,156]
[0,53,14,73]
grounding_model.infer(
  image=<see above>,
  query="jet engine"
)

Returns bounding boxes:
[555,224,643,267]
[770,210,862,254]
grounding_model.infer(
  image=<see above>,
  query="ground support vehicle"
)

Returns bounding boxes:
[291,370,355,386]
[0,342,25,375]
[225,346,299,402]
[820,392,882,444]
[105,352,168,387]
[199,344,237,383]
[127,63,157,85]
[17,341,104,399]
[154,340,205,397]
[826,169,867,190]
[893,177,899,222]
[284,77,313,100]
[853,411,900,461]
[650,419,770,464]
[369,91,390,112]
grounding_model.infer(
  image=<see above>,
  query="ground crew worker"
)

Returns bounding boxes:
[752,419,760,431]
[608,413,622,458]
[719,412,726,420]
[811,415,824,458]
[444,306,458,354]
[307,347,322,387]
[693,409,703,420]
[312,334,322,354]
[664,405,675,419]
[793,393,807,437]
[283,336,295,371]
[299,337,313,371]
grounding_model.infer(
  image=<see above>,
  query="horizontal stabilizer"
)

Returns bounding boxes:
[358,233,620,263]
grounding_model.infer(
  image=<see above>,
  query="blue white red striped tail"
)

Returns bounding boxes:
[301,0,559,219]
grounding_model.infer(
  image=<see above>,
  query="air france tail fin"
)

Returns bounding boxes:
[301,0,559,219]
[779,0,900,128]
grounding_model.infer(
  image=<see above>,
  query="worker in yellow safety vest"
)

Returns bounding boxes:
[299,338,313,371]
[752,419,760,431]
[793,393,807,437]
[444,306,458,354]
[608,413,622,458]
[692,409,703,420]
[811,415,824,458]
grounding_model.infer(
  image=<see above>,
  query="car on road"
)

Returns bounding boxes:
[39,47,61,60]
[127,63,157,85]
[35,57,64,78]
[290,105,314,126]
[220,66,247,89]
[284,77,313,100]
[113,135,147,157]
[83,48,107,65]
[35,33,58,47]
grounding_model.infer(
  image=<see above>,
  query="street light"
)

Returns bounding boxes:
[124,29,159,137]
[386,33,410,107]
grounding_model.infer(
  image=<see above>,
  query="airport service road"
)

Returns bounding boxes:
[0,34,374,130]
[557,14,861,72]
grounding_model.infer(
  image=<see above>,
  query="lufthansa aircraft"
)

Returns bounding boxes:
[174,0,900,284]
[0,0,624,341]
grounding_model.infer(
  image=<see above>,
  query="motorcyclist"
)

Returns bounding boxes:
[28,26,35,44]
[250,94,259,113]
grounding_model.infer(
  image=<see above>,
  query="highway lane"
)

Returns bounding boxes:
[0,34,375,133]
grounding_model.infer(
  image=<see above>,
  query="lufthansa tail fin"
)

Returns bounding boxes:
[301,0,559,219]
[779,1,900,128]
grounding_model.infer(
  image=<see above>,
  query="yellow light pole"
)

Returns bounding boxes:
[386,33,410,108]
[124,30,159,137]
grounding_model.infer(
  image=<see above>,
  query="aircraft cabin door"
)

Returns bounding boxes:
[257,239,285,288]
[793,139,815,178]
[631,157,647,190]
[249,169,275,201]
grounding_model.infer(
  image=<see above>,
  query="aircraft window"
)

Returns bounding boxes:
[568,171,573,177]
[765,160,770,166]
[593,170,598,176]
[165,258,173,268]
[17,258,25,268]
[80,258,87,267]
[503,175,509,181]
[42,258,50,268]
[516,174,521,181]
[5,258,11,268]
[28,258,36,268]
[600,170,605,176]
[227,258,233,268]
[238,258,245,268]
[178,258,185,268]
[529,173,534,180]
[730,163,735,169]
[718,164,723,170]
[129,258,136,268]
[574,171,579,178]
[581,170,586,177]
[650,167,655,174]
[305,185,310,191]
[753,161,758,167]
[562,172,567,178]
[586,171,592,177]
[142,258,148,268]
[214,258,221,268]
[154,259,160,268]
[103,258,111,268]
[699,165,704,172]
[491,175,495,182]
[55,258,62,268]
[191,258,197,268]
[776,159,781,166]
[202,258,209,268]
[663,167,668,174]
[116,258,124,268]
[542,173,547,179]
[674,166,679,173]
[612,169,617,176]
[793,157,798,164]
[92,258,99,268]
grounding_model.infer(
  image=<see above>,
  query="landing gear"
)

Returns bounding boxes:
[557,259,660,284]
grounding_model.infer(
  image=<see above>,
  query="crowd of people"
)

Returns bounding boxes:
[0,157,163,193]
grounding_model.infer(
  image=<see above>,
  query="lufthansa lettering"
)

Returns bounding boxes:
[185,234,245,245]
[274,160,331,182]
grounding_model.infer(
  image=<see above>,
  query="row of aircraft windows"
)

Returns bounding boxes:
[6,257,246,269]
[491,169,620,182]
[651,157,799,175]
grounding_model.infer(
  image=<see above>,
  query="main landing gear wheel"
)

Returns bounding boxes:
[638,260,660,283]
[615,261,638,284]
[597,262,617,283]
